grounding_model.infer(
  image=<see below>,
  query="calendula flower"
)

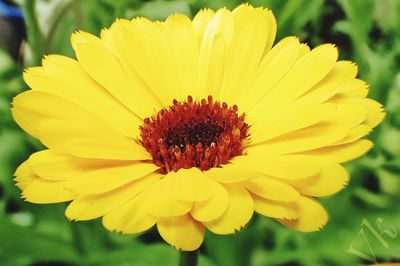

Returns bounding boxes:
[13,4,384,251]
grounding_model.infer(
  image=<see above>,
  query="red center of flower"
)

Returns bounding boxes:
[140,96,250,174]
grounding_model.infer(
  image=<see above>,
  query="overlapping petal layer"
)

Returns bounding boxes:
[13,4,384,251]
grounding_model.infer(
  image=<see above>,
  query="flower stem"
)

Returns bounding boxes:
[21,0,45,66]
[179,250,199,266]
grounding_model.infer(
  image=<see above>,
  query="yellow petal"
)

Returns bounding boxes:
[102,189,156,234]
[249,104,330,144]
[365,111,386,129]
[201,34,225,97]
[164,14,200,98]
[243,176,300,202]
[298,43,311,58]
[278,196,328,232]
[28,149,116,181]
[65,172,161,221]
[146,178,192,217]
[108,18,180,105]
[15,175,38,190]
[334,124,372,145]
[259,8,277,55]
[199,8,233,97]
[14,159,33,177]
[72,31,162,117]
[191,181,229,222]
[323,103,367,127]
[63,137,151,161]
[252,194,298,219]
[166,168,215,202]
[37,119,119,147]
[336,79,368,98]
[295,61,357,104]
[302,139,373,163]
[219,6,271,102]
[204,184,253,234]
[288,163,349,197]
[237,37,300,111]
[357,98,385,128]
[232,4,276,55]
[157,214,205,251]
[65,163,158,194]
[100,19,131,53]
[11,107,41,139]
[321,60,357,81]
[124,18,185,104]
[14,160,36,190]
[249,123,349,155]
[193,8,215,41]
[328,98,384,128]
[25,56,142,138]
[292,60,358,106]
[192,8,215,41]
[293,80,344,107]
[232,4,254,15]
[100,21,166,106]
[250,44,338,113]
[201,7,233,48]
[232,155,320,180]
[22,179,75,203]
[12,91,105,141]
[203,163,258,183]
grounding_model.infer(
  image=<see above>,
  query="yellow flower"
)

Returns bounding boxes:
[12,4,384,251]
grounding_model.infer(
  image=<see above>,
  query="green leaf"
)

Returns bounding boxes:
[89,242,179,266]
[379,124,400,157]
[0,216,79,264]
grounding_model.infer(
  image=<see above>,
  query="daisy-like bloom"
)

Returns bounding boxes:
[13,4,384,251]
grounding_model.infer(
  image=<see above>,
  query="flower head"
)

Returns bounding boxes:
[13,4,384,251]
[140,95,250,173]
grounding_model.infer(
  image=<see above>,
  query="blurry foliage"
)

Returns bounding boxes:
[0,0,399,265]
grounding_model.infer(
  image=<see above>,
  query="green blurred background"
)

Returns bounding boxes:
[0,0,399,265]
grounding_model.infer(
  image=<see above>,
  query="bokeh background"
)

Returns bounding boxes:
[1,0,399,265]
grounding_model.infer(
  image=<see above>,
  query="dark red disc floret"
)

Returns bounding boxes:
[139,96,250,173]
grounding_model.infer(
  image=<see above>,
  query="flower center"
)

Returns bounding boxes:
[140,96,250,173]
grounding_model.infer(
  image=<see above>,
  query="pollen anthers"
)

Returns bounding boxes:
[140,96,250,173]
